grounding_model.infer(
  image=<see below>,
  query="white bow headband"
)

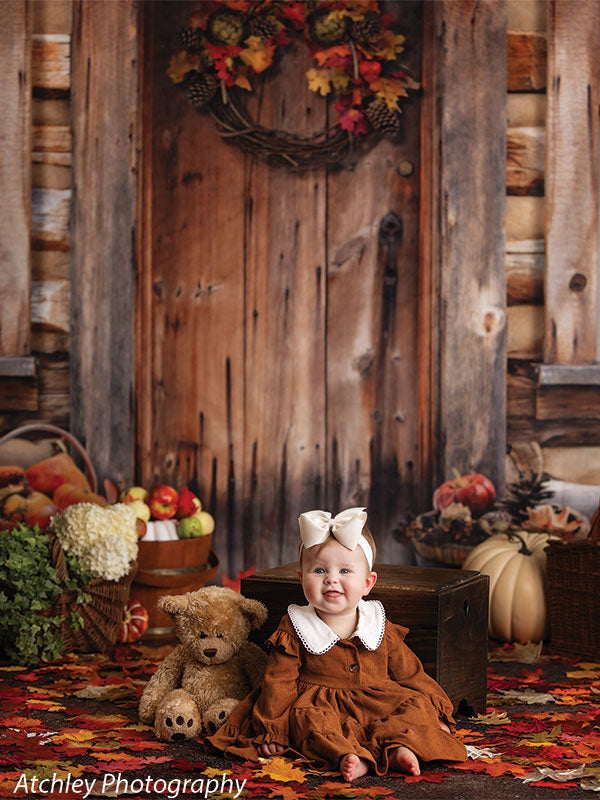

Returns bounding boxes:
[298,507,374,569]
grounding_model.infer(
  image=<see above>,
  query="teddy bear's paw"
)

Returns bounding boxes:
[203,698,240,734]
[153,689,202,742]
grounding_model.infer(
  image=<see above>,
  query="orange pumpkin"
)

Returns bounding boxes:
[2,488,59,530]
[53,482,107,511]
[25,453,91,495]
[0,466,24,489]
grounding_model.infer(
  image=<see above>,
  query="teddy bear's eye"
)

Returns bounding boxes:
[199,632,206,639]
[216,633,223,639]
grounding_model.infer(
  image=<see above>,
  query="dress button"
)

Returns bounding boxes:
[349,663,359,672]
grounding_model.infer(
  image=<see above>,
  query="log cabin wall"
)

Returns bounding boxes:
[0,0,71,431]
[506,0,600,486]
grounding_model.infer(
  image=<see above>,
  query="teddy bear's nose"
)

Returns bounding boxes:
[203,648,218,658]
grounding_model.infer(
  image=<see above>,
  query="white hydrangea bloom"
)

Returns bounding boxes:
[50,502,138,581]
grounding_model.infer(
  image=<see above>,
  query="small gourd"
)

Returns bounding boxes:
[462,530,555,643]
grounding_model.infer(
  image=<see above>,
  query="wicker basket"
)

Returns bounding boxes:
[0,424,134,654]
[546,507,600,659]
[47,533,137,653]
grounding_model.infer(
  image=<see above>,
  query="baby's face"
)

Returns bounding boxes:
[298,539,376,618]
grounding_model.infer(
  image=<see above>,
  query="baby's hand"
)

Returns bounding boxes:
[257,742,285,756]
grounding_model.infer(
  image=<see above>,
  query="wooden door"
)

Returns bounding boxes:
[138,1,424,578]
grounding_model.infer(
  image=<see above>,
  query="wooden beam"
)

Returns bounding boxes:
[31,188,71,250]
[506,126,544,196]
[507,32,546,91]
[0,1,31,357]
[0,357,37,378]
[32,33,70,91]
[71,0,138,484]
[425,0,507,493]
[536,364,600,386]
[545,0,599,363]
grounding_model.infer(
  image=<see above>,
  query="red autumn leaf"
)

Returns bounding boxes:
[359,59,381,82]
[403,772,446,783]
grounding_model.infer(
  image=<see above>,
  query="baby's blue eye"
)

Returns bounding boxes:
[340,568,351,574]
[314,567,325,574]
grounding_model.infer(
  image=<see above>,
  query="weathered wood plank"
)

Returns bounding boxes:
[545,0,599,364]
[0,379,38,412]
[429,0,507,492]
[507,305,544,358]
[543,447,600,484]
[507,251,544,304]
[537,364,600,386]
[507,32,546,91]
[537,386,600,420]
[0,357,36,378]
[138,2,246,580]
[242,44,327,571]
[507,0,547,31]
[31,280,70,333]
[326,1,421,560]
[32,0,72,34]
[70,0,137,484]
[32,34,70,91]
[507,237,544,254]
[0,1,31,357]
[31,330,69,355]
[32,124,72,167]
[506,126,544,195]
[31,188,70,250]
[508,416,600,447]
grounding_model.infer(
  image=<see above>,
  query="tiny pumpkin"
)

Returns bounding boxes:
[53,482,107,511]
[462,530,555,643]
[119,600,149,643]
[2,487,58,530]
[25,453,91,495]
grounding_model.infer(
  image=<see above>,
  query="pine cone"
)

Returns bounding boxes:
[178,26,203,50]
[187,74,218,109]
[248,15,279,40]
[365,99,401,134]
[499,472,554,523]
[351,13,382,43]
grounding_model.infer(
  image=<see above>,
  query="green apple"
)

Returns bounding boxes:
[192,510,215,536]
[177,516,204,539]
[128,498,151,522]
[120,486,149,503]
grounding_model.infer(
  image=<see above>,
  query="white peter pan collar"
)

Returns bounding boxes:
[287,599,386,655]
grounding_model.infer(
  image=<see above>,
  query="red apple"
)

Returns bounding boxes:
[148,484,179,520]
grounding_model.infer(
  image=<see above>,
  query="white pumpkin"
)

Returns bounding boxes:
[141,519,179,542]
[462,531,556,644]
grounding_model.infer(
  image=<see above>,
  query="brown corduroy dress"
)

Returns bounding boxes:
[206,601,467,775]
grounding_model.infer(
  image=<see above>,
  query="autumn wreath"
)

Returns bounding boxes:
[167,0,419,169]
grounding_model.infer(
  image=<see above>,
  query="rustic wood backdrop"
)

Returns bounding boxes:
[138,1,423,576]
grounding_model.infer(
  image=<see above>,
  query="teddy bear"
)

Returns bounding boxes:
[139,586,268,741]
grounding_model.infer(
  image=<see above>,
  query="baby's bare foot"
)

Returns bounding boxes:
[257,742,285,756]
[390,746,421,776]
[340,753,369,781]
[439,720,451,734]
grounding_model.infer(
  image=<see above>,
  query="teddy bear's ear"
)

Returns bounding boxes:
[157,594,189,617]
[238,596,268,629]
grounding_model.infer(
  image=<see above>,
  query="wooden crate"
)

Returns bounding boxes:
[242,563,489,715]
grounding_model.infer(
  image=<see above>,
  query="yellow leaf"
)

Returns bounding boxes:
[307,67,349,96]
[239,35,275,73]
[370,77,409,111]
[473,711,511,725]
[167,51,199,84]
[234,67,252,91]
[94,751,137,762]
[370,30,406,60]
[307,68,332,96]
[74,684,134,701]
[341,1,380,20]
[25,700,66,712]
[53,730,94,743]
[256,756,307,783]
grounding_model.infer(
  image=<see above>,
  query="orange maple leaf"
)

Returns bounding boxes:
[256,756,307,783]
